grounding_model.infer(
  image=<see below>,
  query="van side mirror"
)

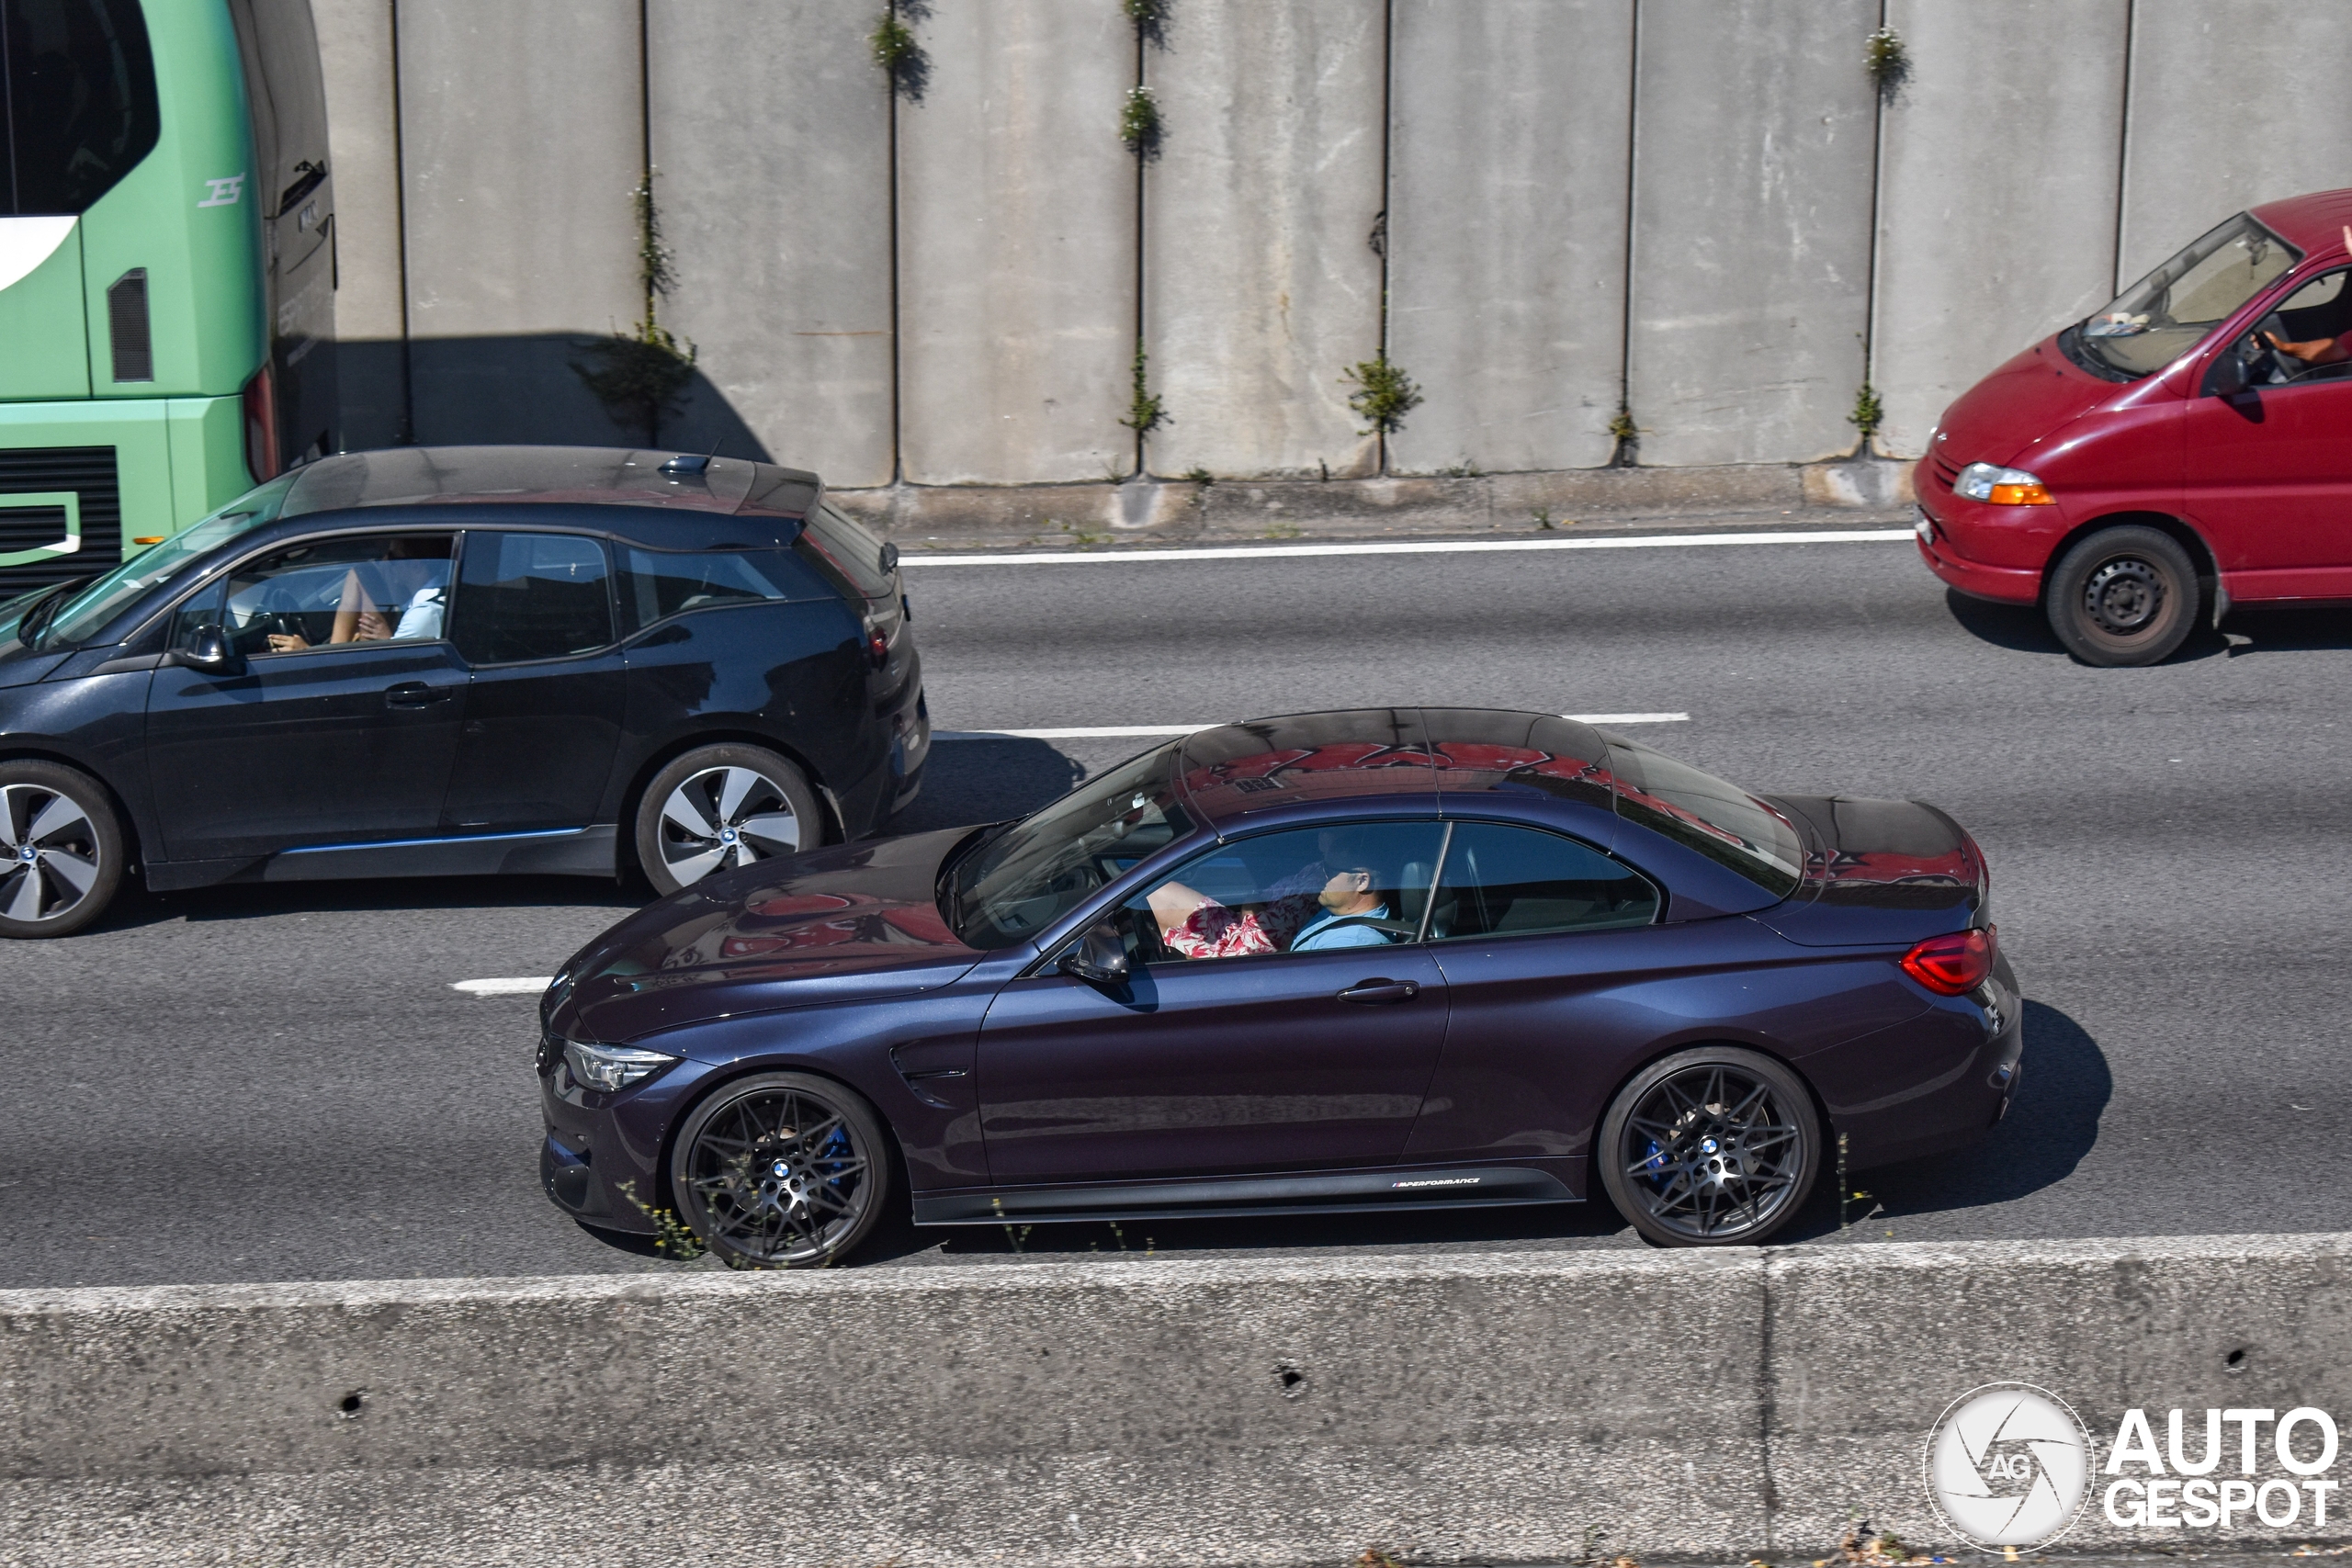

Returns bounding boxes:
[2204,341,2252,398]
[1057,922,1130,986]
[173,625,239,675]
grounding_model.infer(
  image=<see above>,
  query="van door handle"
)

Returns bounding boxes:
[1338,979,1419,1005]
[383,682,448,708]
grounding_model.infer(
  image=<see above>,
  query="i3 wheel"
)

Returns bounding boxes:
[2045,525,2199,667]
[0,761,126,940]
[668,1071,892,1269]
[1598,1046,1820,1247]
[634,744,822,896]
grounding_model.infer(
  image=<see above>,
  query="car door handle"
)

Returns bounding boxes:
[1338,978,1419,1005]
[383,682,450,708]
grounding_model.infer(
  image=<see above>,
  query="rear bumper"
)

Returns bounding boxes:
[1831,954,2026,1171]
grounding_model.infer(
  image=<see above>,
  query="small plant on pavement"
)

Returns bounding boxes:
[1120,85,1165,161]
[870,2,931,100]
[1864,27,1911,100]
[1119,340,1167,437]
[1849,380,1885,443]
[616,1180,707,1262]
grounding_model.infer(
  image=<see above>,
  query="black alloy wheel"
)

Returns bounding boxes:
[633,743,823,896]
[1598,1046,1820,1247]
[0,761,126,940]
[668,1071,892,1269]
[2045,525,2199,667]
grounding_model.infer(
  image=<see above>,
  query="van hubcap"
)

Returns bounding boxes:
[2083,558,2165,635]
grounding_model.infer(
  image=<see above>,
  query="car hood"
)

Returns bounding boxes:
[549,825,989,1044]
[1750,795,1986,947]
[1932,337,2113,470]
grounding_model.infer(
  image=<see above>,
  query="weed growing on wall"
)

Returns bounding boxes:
[1848,380,1884,443]
[1864,27,1910,100]
[871,1,932,101]
[574,174,697,440]
[1342,355,1424,437]
[1119,340,1167,438]
[1607,403,1641,465]
[1120,85,1164,161]
[1123,0,1171,48]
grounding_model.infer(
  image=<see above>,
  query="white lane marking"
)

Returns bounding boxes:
[936,713,1690,740]
[902,529,1913,567]
[450,976,553,996]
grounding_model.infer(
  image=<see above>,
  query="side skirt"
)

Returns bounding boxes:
[261,825,618,881]
[911,1164,1577,1227]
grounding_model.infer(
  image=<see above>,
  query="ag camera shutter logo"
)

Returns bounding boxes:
[1924,1383,2092,1551]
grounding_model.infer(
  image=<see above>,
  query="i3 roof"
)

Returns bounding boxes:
[275,446,820,520]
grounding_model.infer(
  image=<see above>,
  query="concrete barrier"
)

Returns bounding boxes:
[1871,0,2129,459]
[6,1234,2352,1566]
[1385,0,1632,477]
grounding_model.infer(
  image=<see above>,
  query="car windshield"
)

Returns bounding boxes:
[8,473,300,652]
[944,743,1194,949]
[1602,734,1804,897]
[2075,213,2301,378]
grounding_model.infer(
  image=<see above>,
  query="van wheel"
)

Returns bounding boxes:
[0,761,126,939]
[2045,525,2199,667]
[634,744,822,896]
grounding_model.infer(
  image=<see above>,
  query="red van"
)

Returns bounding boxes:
[1916,188,2352,665]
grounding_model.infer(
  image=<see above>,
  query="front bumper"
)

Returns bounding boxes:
[1916,510,2042,605]
[538,1043,720,1235]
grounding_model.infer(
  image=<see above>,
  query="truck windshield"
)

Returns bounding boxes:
[2075,213,2301,378]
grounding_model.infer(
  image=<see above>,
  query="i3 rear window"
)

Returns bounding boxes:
[619,546,837,631]
[797,503,894,598]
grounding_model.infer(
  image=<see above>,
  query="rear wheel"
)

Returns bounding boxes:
[1598,1046,1820,1247]
[0,761,125,939]
[668,1071,892,1269]
[633,744,822,896]
[2045,525,2199,667]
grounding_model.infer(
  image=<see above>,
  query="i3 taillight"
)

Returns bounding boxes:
[1902,926,1996,996]
[242,365,281,482]
[864,623,889,669]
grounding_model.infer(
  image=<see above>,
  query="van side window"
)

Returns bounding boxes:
[1427,822,1659,941]
[618,546,834,631]
[2265,269,2352,384]
[4,0,161,216]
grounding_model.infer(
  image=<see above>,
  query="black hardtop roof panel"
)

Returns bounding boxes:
[278,446,820,522]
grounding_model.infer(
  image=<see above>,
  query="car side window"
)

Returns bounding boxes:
[1427,821,1659,941]
[207,533,453,659]
[618,545,835,631]
[452,532,614,665]
[1119,820,1444,964]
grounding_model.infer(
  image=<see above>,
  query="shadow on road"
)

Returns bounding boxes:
[92,872,644,936]
[889,737,1088,835]
[1943,585,2352,665]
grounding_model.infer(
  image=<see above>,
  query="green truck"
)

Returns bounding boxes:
[1,0,334,598]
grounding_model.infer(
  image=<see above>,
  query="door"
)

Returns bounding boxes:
[143,532,466,861]
[2185,266,2352,599]
[441,531,627,833]
[977,820,1451,1184]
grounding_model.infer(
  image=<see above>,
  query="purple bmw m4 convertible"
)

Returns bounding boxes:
[537,707,2018,1265]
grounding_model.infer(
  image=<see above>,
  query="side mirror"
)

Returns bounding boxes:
[2204,341,2252,397]
[1057,922,1130,986]
[174,625,239,675]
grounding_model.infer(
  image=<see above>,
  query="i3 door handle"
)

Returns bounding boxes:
[383,682,449,708]
[1338,979,1419,1005]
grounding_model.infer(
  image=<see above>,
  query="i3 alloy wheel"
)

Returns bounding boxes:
[0,761,126,940]
[1599,1046,1820,1247]
[2045,525,2199,667]
[667,1071,891,1269]
[634,744,823,896]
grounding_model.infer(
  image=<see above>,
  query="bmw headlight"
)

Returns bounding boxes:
[563,1040,679,1092]
[1952,462,2054,505]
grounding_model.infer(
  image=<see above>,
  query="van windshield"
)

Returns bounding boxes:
[2075,213,2301,378]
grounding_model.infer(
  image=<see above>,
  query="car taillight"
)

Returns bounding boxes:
[243,365,280,482]
[865,624,888,668]
[1902,926,1996,995]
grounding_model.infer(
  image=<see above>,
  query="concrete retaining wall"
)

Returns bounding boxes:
[5,1234,2352,1566]
[311,1,2352,497]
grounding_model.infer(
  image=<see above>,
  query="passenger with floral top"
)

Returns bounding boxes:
[1145,830,1397,959]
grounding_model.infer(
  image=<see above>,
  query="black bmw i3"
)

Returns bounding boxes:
[0,446,928,937]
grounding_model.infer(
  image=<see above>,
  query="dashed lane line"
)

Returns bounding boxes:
[449,977,552,996]
[900,529,1913,568]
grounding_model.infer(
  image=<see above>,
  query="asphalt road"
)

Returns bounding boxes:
[7,530,2349,1288]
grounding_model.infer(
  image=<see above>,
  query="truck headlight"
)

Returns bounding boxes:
[1953,462,2054,505]
[563,1040,679,1092]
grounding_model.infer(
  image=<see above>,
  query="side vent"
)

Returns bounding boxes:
[107,270,153,383]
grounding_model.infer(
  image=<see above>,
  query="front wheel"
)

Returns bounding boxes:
[633,744,823,896]
[1597,1046,1820,1247]
[668,1071,893,1269]
[0,761,126,939]
[2045,525,2199,667]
